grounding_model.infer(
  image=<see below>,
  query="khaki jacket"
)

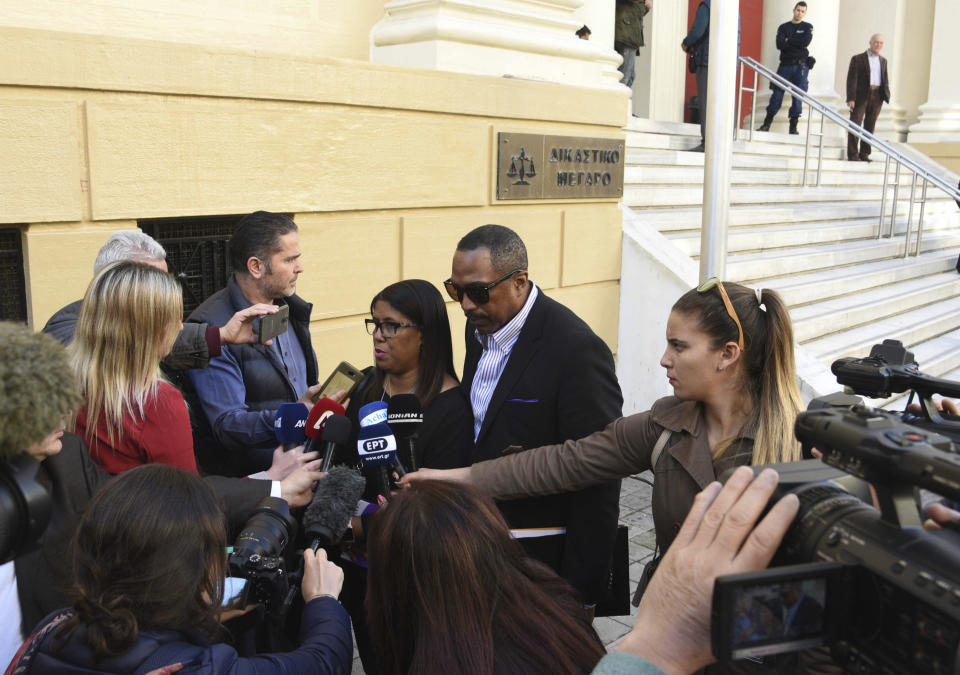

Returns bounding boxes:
[472,396,754,553]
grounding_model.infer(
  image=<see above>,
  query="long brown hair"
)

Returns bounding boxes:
[60,465,227,660]
[68,260,183,447]
[672,282,803,463]
[365,481,605,674]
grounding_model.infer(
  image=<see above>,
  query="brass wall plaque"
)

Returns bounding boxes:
[497,132,624,200]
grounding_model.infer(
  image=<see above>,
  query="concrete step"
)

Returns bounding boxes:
[668,211,960,256]
[761,249,959,308]
[726,231,960,283]
[625,148,887,173]
[624,183,938,208]
[625,165,891,188]
[804,293,960,363]
[630,199,960,233]
[626,133,847,159]
[791,274,960,343]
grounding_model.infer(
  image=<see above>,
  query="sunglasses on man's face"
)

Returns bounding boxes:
[443,269,524,305]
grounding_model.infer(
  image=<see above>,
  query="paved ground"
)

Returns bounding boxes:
[349,472,657,673]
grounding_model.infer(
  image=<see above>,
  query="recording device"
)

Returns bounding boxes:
[318,361,363,401]
[358,401,388,428]
[319,414,352,472]
[227,497,297,613]
[302,466,366,550]
[257,304,289,344]
[303,398,345,455]
[0,454,52,565]
[387,394,423,473]
[831,338,960,441]
[273,402,308,450]
[358,421,401,496]
[711,404,960,674]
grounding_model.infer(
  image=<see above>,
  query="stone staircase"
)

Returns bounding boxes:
[624,116,960,408]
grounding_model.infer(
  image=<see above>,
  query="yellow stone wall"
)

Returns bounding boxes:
[0,27,627,379]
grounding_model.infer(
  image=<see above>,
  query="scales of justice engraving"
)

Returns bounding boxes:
[506,147,536,185]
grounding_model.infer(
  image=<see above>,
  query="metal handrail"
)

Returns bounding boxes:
[736,55,960,257]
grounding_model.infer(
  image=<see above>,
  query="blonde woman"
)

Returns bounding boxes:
[69,260,197,474]
[404,280,804,561]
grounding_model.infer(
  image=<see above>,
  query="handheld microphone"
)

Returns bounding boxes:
[387,394,423,472]
[302,466,367,551]
[303,397,346,454]
[319,414,352,472]
[358,401,388,428]
[358,421,401,496]
[274,402,308,450]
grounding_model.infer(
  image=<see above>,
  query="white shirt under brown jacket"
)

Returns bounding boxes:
[471,395,755,553]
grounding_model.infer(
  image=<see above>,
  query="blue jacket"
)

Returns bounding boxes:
[17,597,352,675]
[184,276,318,474]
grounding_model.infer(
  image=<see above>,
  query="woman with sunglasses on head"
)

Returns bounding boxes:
[339,279,474,674]
[404,281,804,598]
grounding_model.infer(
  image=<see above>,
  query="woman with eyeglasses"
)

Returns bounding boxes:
[403,281,804,595]
[340,279,474,674]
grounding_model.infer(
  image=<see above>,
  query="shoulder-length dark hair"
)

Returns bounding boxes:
[365,480,605,675]
[364,279,457,408]
[59,464,227,660]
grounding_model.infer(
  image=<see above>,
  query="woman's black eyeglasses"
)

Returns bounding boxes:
[443,269,524,305]
[365,319,418,338]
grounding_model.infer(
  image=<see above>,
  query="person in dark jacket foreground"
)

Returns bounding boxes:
[10,464,352,675]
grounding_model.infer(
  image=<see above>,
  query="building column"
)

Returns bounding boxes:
[834,0,934,142]
[370,0,624,92]
[631,0,688,122]
[754,0,842,134]
[908,0,960,143]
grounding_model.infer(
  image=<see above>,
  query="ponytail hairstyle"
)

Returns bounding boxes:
[672,283,803,464]
[59,464,226,660]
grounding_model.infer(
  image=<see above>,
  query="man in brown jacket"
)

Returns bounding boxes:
[845,34,890,162]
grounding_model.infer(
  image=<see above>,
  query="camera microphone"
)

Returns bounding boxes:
[302,466,366,551]
[387,394,422,472]
[274,402,308,450]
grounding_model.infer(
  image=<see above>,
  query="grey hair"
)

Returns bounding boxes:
[93,231,166,275]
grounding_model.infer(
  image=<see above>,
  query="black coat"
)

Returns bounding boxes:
[462,288,623,604]
[14,433,270,635]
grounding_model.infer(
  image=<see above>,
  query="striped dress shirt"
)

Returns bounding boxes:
[470,283,539,440]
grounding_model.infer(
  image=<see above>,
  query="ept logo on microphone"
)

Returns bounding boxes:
[357,422,397,467]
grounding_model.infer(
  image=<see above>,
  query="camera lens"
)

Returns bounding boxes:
[775,482,871,564]
[231,497,296,566]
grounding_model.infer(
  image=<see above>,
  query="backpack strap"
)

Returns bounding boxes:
[650,427,672,472]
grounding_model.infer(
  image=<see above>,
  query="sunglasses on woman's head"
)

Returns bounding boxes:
[696,277,745,351]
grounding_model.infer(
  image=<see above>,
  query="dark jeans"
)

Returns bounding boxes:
[848,87,884,159]
[767,62,808,120]
[696,65,708,142]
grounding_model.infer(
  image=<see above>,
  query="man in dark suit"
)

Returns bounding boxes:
[846,34,890,162]
[444,224,623,612]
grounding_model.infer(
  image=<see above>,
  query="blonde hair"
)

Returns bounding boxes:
[68,261,183,447]
[672,283,804,465]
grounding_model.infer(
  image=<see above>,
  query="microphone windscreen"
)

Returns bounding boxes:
[387,394,423,440]
[358,401,388,428]
[302,465,366,547]
[357,422,397,468]
[321,414,352,445]
[305,398,346,442]
[274,402,309,445]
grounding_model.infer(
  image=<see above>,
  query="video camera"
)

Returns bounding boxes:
[831,338,960,442]
[711,400,960,673]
